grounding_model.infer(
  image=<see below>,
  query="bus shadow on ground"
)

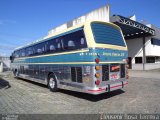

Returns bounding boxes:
[59,89,125,102]
[17,78,125,102]
[17,78,47,88]
[0,78,11,89]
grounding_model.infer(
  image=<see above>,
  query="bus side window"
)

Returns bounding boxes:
[80,37,87,48]
[26,47,34,56]
[63,30,87,51]
[42,45,45,53]
[63,33,76,50]
[57,43,61,49]
[34,43,45,55]
[61,39,65,50]
[14,51,19,58]
[50,45,55,51]
[47,38,62,53]
[68,40,75,50]
[55,39,62,51]
[16,50,20,58]
[37,48,42,53]
[21,49,25,57]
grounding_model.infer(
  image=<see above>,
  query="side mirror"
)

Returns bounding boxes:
[10,56,14,63]
[10,56,12,61]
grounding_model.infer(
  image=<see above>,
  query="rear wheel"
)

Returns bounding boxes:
[48,74,58,92]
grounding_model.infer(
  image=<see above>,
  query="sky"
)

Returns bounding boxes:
[0,0,160,56]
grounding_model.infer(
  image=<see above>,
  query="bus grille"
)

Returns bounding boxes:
[76,67,82,83]
[120,64,125,78]
[102,65,109,81]
[71,67,82,83]
[71,67,76,82]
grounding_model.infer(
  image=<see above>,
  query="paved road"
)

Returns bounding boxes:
[0,71,160,115]
[129,69,160,79]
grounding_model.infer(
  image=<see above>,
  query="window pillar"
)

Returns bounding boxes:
[142,37,146,70]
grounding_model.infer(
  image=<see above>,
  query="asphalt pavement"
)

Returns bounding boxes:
[0,71,160,116]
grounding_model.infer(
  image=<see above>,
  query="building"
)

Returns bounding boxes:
[45,5,160,70]
[0,57,10,72]
[111,15,160,70]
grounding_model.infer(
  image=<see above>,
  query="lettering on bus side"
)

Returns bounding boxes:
[103,52,125,57]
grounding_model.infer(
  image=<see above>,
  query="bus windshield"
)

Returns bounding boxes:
[91,22,126,47]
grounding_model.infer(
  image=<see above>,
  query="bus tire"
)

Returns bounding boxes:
[48,74,58,92]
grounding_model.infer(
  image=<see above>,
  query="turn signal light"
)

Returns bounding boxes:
[95,80,100,85]
[95,66,100,70]
[95,73,100,78]
[95,58,100,63]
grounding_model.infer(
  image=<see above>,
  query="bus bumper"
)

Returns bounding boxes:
[86,80,128,95]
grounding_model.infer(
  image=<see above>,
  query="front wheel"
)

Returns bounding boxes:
[48,74,58,92]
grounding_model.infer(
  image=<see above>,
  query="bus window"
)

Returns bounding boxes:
[56,39,62,51]
[34,43,45,55]
[19,50,22,57]
[46,39,56,53]
[21,49,25,57]
[63,30,87,51]
[91,23,126,47]
[26,47,34,56]
[68,40,75,49]
[80,37,87,48]
[50,45,55,51]
[47,38,62,53]
[14,50,20,58]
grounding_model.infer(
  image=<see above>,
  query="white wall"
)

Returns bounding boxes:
[132,63,160,70]
[148,24,160,56]
[126,36,160,70]
[0,57,10,72]
[126,36,160,62]
[48,5,110,36]
[150,44,160,56]
[126,37,144,64]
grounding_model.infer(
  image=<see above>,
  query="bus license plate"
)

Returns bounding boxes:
[110,73,120,80]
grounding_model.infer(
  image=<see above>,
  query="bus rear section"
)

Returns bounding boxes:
[83,49,129,95]
[84,21,128,95]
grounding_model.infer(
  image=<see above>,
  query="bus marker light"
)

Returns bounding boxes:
[95,66,100,70]
[95,58,100,63]
[95,73,100,78]
[95,80,100,85]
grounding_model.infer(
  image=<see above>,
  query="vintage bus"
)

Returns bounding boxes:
[10,21,128,95]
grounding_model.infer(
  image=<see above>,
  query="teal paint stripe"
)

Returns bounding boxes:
[14,48,128,64]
